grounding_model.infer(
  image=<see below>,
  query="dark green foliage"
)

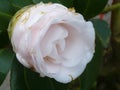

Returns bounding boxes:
[74,0,108,20]
[0,48,14,85]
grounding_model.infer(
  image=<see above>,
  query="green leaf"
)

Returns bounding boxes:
[0,48,14,85]
[80,37,104,90]
[58,0,73,7]
[0,14,11,32]
[9,0,33,9]
[10,0,73,8]
[32,0,73,7]
[92,19,111,48]
[73,0,108,20]
[0,0,14,15]
[11,58,68,90]
[10,58,28,90]
[0,0,13,33]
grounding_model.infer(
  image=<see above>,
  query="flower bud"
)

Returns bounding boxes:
[8,2,95,83]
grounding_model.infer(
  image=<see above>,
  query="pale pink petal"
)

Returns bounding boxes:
[52,61,87,83]
[40,24,68,57]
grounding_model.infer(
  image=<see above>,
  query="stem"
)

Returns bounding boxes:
[111,0,120,67]
[102,3,120,13]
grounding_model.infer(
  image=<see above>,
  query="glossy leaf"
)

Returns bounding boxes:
[0,0,13,33]
[0,14,11,31]
[80,37,104,90]
[0,0,14,15]
[9,0,33,9]
[10,0,73,9]
[11,58,68,90]
[32,0,73,7]
[92,19,111,48]
[10,58,28,90]
[73,0,108,20]
[58,0,73,7]
[0,48,14,85]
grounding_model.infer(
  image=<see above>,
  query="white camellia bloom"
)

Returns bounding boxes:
[8,2,95,83]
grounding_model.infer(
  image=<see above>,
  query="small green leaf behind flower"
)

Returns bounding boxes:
[73,0,108,20]
[0,48,14,85]
[92,19,111,48]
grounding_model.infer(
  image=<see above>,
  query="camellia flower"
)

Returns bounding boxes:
[8,2,95,83]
